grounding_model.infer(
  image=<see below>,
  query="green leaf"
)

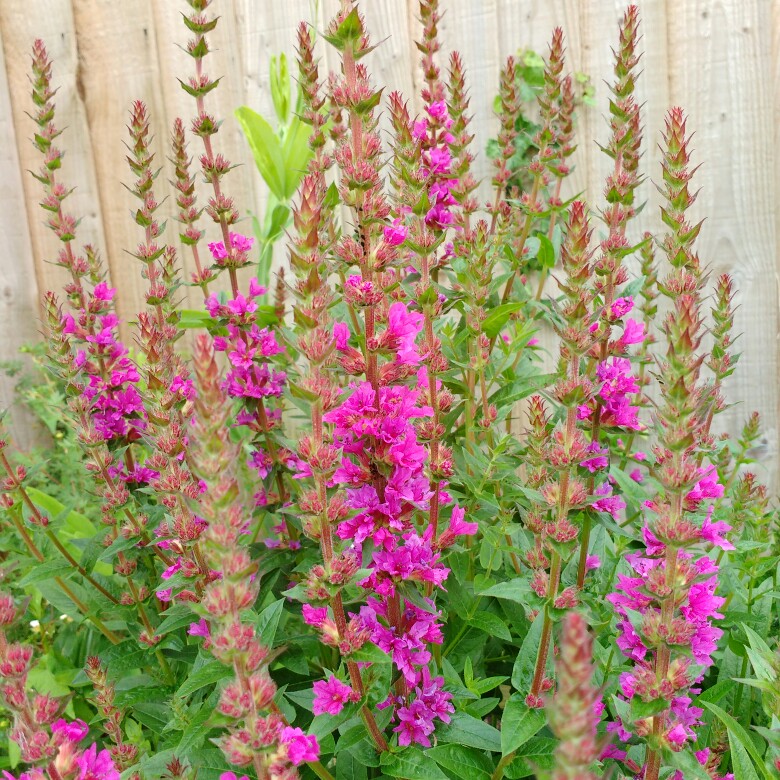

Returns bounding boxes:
[26,488,94,536]
[337,750,368,780]
[175,661,233,699]
[256,598,285,647]
[235,106,287,200]
[380,747,449,780]
[504,737,556,779]
[511,616,543,691]
[309,706,355,740]
[436,711,501,752]
[536,234,555,268]
[270,53,290,125]
[281,116,313,198]
[427,744,494,780]
[156,605,197,636]
[479,579,531,604]
[500,699,545,756]
[18,559,73,585]
[702,702,772,780]
[665,748,714,780]
[730,734,761,780]
[481,303,525,339]
[177,309,214,330]
[696,678,736,704]
[177,701,217,754]
[466,611,512,642]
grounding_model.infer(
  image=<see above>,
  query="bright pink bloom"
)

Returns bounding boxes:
[580,443,609,473]
[621,318,646,345]
[280,727,319,765]
[51,719,88,743]
[312,675,355,716]
[333,322,350,351]
[188,618,210,638]
[610,296,634,318]
[384,219,408,246]
[76,744,120,780]
[302,605,328,628]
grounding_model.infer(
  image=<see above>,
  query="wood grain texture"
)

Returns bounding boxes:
[668,0,778,486]
[0,0,108,304]
[0,28,45,449]
[69,0,168,336]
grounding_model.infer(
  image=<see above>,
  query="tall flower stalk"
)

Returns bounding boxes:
[576,5,644,589]
[607,108,731,780]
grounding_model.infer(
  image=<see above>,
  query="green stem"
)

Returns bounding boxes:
[491,752,515,780]
[308,761,336,780]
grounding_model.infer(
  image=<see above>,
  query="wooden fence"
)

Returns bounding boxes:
[0,0,778,488]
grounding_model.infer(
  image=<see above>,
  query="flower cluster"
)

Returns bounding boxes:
[206,264,290,512]
[63,283,146,444]
[413,100,458,231]
[322,309,476,744]
[604,107,732,780]
[0,595,120,780]
[6,4,767,780]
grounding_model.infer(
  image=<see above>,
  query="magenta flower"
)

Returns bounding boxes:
[279,727,319,766]
[51,718,88,743]
[312,675,355,716]
[579,443,609,473]
[383,219,408,246]
[620,318,646,345]
[76,744,120,780]
[384,302,424,365]
[610,296,634,318]
[188,618,210,638]
[302,605,328,628]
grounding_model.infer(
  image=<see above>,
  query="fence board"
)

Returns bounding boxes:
[0,0,108,304]
[668,0,778,484]
[0,28,44,449]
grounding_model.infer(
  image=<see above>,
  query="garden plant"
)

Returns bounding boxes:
[0,1,778,779]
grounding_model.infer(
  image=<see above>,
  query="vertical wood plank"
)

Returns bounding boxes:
[0,28,45,449]
[71,0,185,333]
[668,0,778,486]
[0,0,108,305]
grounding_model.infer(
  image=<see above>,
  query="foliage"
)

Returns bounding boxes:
[0,3,777,780]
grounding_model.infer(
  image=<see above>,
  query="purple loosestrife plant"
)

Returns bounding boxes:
[1,3,777,780]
